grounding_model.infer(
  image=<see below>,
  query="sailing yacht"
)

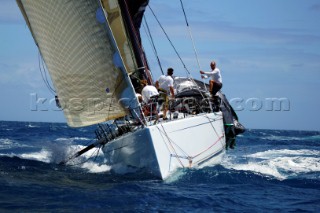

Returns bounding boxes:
[17,0,244,179]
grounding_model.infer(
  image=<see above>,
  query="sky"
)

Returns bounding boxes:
[0,0,320,131]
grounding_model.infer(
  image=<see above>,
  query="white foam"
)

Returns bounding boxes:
[261,134,320,142]
[19,149,52,163]
[53,144,108,173]
[0,138,31,149]
[268,156,320,173]
[222,149,320,180]
[309,135,320,140]
[72,137,92,141]
[64,145,110,173]
[80,161,111,173]
[1,138,109,174]
[26,124,38,128]
[164,169,187,183]
[0,153,16,157]
[261,135,302,141]
[248,149,320,159]
[55,137,92,142]
[2,144,109,173]
[232,162,285,179]
[0,138,13,145]
[66,145,104,159]
[47,142,103,165]
[55,138,71,141]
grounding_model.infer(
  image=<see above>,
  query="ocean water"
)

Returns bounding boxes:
[0,121,319,212]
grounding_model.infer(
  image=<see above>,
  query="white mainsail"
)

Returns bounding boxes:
[17,0,140,127]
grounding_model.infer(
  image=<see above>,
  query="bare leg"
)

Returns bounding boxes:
[163,108,167,119]
[209,80,214,94]
[163,95,168,119]
[209,80,214,92]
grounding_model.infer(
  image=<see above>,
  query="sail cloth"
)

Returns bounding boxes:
[116,0,153,89]
[101,0,139,75]
[17,0,142,127]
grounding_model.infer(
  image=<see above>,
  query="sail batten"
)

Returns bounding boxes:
[17,0,140,127]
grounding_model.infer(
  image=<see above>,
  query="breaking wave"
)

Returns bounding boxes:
[222,148,320,180]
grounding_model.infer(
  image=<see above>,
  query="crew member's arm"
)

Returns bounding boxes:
[200,70,214,75]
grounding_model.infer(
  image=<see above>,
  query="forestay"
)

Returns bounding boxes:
[17,0,141,127]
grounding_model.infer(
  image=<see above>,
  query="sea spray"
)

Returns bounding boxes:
[46,139,74,164]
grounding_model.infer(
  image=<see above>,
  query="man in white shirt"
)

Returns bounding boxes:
[200,61,223,96]
[140,80,159,120]
[155,68,175,120]
[141,82,159,104]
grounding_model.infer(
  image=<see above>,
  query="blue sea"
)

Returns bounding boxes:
[0,121,319,212]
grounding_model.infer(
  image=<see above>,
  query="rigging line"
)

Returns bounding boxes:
[196,147,224,166]
[204,113,220,137]
[143,17,164,75]
[40,54,55,93]
[179,0,201,70]
[203,113,225,149]
[157,121,223,166]
[93,145,102,162]
[60,137,96,165]
[98,0,138,75]
[191,135,224,159]
[179,0,208,92]
[122,0,153,82]
[38,53,50,93]
[147,5,191,76]
[41,57,56,94]
[158,123,190,159]
[159,124,188,157]
[142,24,158,67]
[147,5,207,98]
[67,142,101,167]
[100,1,150,87]
[156,125,175,153]
[38,51,55,94]
[83,138,97,147]
[156,125,185,168]
[98,2,141,122]
[105,60,144,121]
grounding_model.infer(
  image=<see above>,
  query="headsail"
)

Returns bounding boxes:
[101,0,152,91]
[17,0,147,127]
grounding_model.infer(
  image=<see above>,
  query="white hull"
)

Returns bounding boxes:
[102,112,226,180]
